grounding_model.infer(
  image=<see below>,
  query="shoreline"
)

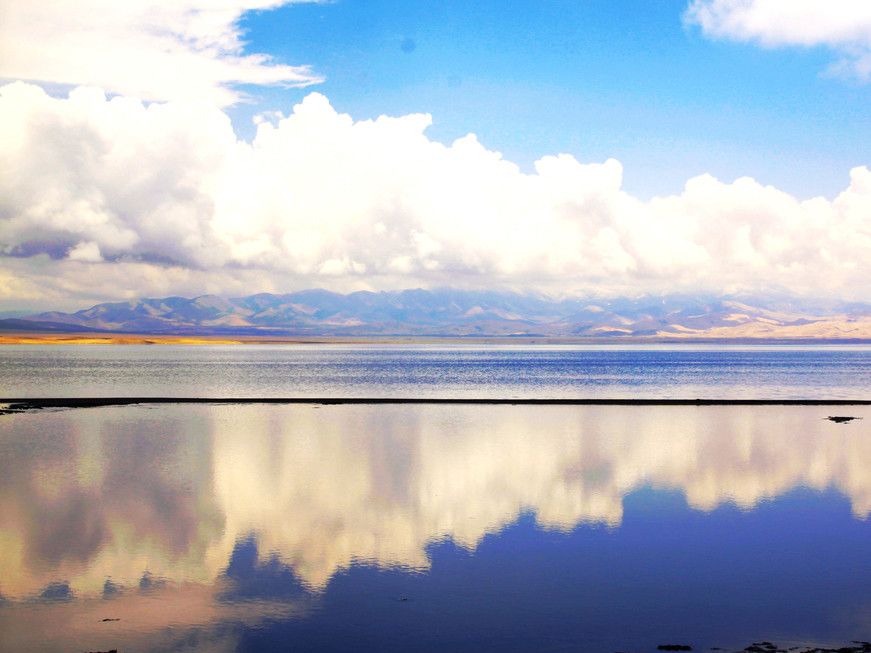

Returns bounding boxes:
[2,333,871,346]
[2,397,870,415]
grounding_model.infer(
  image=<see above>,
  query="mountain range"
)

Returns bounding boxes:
[2,289,871,340]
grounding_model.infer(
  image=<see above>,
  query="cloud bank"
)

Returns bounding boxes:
[0,1,322,106]
[1,81,870,309]
[685,0,871,79]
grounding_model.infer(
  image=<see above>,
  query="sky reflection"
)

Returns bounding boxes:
[1,403,870,652]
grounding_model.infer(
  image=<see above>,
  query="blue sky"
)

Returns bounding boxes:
[2,0,871,308]
[232,0,871,199]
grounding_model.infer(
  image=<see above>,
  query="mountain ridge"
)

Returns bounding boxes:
[3,289,871,340]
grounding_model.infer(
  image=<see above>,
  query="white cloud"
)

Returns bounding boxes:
[685,0,871,80]
[0,1,322,106]
[66,241,103,263]
[1,81,870,309]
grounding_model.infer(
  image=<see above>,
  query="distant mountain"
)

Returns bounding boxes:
[3,289,871,340]
[0,318,108,334]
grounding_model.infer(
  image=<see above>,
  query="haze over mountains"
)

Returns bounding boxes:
[3,289,871,340]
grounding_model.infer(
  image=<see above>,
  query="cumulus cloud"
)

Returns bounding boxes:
[0,1,322,106]
[1,81,870,309]
[685,0,871,79]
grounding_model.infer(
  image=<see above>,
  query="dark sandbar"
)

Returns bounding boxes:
[2,397,870,415]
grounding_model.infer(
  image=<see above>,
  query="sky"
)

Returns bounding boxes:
[1,0,870,311]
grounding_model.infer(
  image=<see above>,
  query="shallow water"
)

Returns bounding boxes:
[2,343,871,398]
[1,402,871,652]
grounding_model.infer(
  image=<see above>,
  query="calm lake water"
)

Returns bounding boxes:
[2,402,871,652]
[2,343,871,398]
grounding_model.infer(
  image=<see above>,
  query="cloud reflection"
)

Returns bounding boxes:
[1,403,869,599]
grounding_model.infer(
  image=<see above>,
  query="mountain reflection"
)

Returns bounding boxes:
[1,403,869,600]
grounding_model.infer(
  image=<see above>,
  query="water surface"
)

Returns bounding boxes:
[2,343,871,398]
[2,403,871,652]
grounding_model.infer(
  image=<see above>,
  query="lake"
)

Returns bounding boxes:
[2,343,871,398]
[2,401,871,652]
[2,345,871,652]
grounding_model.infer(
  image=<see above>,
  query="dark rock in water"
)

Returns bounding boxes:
[658,646,692,651]
[827,416,861,423]
[759,640,871,653]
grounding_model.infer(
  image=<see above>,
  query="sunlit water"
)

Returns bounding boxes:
[2,403,871,652]
[2,344,871,398]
